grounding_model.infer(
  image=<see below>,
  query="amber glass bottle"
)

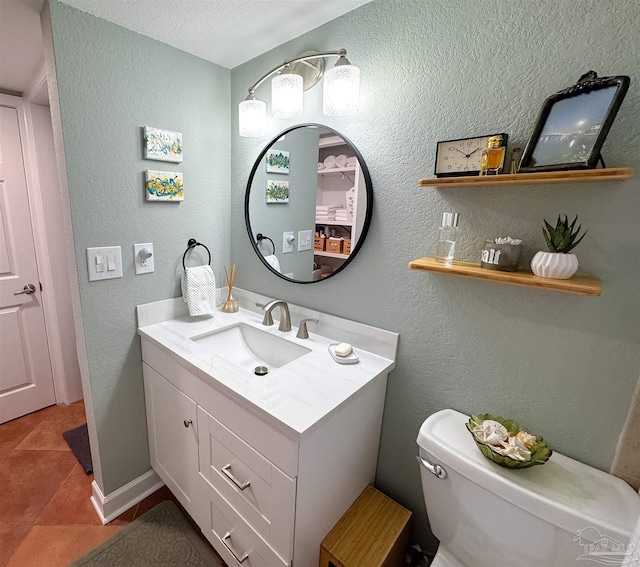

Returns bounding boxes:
[480,135,506,175]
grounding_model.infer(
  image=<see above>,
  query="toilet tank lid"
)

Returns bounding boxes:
[417,409,640,539]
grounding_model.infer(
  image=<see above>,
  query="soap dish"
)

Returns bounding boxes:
[328,343,359,364]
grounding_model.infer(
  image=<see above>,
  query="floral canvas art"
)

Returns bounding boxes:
[145,170,184,201]
[266,180,289,203]
[265,150,290,173]
[144,127,183,163]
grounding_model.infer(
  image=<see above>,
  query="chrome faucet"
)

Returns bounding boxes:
[257,300,291,332]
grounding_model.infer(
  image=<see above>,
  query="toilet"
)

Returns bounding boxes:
[417,409,640,566]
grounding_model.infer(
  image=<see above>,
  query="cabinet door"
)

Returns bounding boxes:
[142,363,204,524]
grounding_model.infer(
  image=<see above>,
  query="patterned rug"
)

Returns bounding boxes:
[70,501,222,566]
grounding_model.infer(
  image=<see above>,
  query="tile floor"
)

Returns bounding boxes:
[0,401,222,566]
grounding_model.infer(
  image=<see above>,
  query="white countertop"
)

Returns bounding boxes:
[137,295,397,438]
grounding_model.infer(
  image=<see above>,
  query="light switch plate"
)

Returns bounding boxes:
[134,243,154,275]
[298,230,312,251]
[283,231,295,254]
[87,246,122,281]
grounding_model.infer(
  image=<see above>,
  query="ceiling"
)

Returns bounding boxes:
[0,0,370,95]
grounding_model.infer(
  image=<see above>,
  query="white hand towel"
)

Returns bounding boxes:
[323,155,336,169]
[335,154,348,168]
[346,156,357,166]
[181,265,216,316]
[264,254,281,273]
[318,162,325,170]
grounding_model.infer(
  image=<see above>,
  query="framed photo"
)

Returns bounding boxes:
[266,180,289,203]
[265,150,290,173]
[435,134,508,177]
[143,127,183,163]
[145,170,183,201]
[519,72,630,173]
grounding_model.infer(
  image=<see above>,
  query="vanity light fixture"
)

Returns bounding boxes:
[239,49,360,137]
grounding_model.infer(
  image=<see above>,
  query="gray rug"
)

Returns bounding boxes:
[70,501,223,566]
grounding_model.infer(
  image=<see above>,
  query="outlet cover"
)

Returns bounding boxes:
[134,243,154,274]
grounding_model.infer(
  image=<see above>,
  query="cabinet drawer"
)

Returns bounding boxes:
[205,483,289,567]
[198,406,295,562]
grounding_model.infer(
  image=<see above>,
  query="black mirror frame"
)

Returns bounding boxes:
[519,72,630,173]
[244,123,373,284]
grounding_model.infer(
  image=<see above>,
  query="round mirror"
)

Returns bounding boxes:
[245,124,373,283]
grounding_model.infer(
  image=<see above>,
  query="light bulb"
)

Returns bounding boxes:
[239,97,266,138]
[323,60,360,116]
[271,69,303,119]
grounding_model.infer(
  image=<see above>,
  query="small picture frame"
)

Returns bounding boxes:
[143,127,183,163]
[265,150,290,173]
[266,180,289,203]
[145,170,183,201]
[519,72,630,173]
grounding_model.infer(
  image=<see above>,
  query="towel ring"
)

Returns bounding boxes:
[182,238,211,269]
[256,233,275,256]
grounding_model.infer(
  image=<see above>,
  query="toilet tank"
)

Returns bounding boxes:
[417,409,640,567]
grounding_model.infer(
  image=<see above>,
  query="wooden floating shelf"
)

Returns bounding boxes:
[314,251,350,259]
[418,167,634,188]
[408,257,601,296]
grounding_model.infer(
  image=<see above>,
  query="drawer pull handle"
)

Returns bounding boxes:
[222,531,249,563]
[183,419,193,428]
[221,464,251,490]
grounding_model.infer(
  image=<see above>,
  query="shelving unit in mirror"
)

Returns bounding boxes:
[418,167,634,188]
[408,257,601,296]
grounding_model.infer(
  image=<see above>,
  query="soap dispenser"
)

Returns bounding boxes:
[435,212,459,265]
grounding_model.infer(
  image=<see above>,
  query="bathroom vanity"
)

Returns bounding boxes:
[137,291,398,567]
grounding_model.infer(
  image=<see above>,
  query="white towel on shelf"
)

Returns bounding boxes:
[181,265,216,316]
[264,254,281,273]
[346,156,357,166]
[335,154,348,168]
[316,206,339,212]
[323,155,337,169]
[318,162,325,170]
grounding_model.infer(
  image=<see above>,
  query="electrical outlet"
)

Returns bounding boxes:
[283,231,295,253]
[134,243,154,274]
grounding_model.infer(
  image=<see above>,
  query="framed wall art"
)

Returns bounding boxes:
[143,127,183,163]
[519,72,630,173]
[266,180,289,203]
[265,150,290,173]
[145,170,184,201]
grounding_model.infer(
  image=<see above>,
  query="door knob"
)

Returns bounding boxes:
[14,284,36,295]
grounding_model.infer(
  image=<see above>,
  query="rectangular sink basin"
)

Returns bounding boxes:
[191,323,311,374]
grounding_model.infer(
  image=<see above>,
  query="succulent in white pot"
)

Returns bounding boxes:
[531,215,587,279]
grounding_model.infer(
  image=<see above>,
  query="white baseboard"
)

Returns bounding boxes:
[90,469,164,525]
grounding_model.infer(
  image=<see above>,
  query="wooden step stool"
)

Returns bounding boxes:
[320,486,412,567]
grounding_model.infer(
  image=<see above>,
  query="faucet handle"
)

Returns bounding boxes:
[255,303,274,326]
[296,318,318,339]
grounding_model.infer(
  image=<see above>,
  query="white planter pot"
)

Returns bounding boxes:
[531,251,578,279]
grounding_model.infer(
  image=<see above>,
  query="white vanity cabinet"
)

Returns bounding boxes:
[140,333,391,567]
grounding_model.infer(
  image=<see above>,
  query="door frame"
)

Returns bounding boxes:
[1,90,70,404]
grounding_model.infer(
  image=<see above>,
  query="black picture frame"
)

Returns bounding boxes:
[519,71,630,173]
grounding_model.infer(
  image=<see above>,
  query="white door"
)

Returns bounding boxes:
[0,103,56,424]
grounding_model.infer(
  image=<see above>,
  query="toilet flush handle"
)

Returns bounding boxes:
[416,456,447,479]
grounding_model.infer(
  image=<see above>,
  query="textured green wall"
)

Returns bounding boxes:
[49,0,230,494]
[231,0,640,548]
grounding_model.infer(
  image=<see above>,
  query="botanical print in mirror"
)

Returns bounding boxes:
[519,72,630,172]
[245,124,373,284]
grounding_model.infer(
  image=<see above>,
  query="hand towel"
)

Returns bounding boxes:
[346,156,357,166]
[318,162,325,170]
[316,205,339,212]
[181,265,216,316]
[264,254,281,273]
[622,507,640,566]
[323,155,336,169]
[335,154,348,168]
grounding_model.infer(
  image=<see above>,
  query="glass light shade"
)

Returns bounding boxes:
[271,72,303,118]
[323,64,360,116]
[239,98,266,137]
